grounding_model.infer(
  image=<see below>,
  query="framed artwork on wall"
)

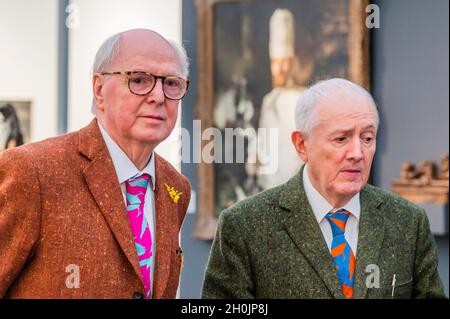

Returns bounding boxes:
[0,100,32,152]
[194,0,370,239]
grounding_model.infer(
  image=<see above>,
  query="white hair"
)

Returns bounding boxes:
[294,78,379,135]
[91,31,190,113]
[168,40,190,78]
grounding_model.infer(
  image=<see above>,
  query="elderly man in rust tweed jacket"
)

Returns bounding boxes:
[0,29,191,299]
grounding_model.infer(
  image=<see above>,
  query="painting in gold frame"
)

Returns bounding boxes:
[193,0,370,240]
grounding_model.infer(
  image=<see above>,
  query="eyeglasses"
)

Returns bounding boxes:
[101,71,189,100]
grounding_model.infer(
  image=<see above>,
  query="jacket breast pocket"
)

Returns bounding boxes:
[385,276,413,299]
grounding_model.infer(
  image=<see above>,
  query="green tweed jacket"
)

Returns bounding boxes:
[201,168,446,299]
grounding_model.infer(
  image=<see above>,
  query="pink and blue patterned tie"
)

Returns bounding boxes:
[125,174,153,299]
[325,209,356,298]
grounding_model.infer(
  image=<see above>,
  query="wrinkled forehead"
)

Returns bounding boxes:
[112,33,181,73]
[316,89,377,123]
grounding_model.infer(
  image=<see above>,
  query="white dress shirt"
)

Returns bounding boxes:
[98,123,156,293]
[303,165,360,256]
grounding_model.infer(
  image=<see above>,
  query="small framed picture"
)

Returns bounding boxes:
[0,100,32,152]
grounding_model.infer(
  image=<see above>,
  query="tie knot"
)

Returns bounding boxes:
[125,174,150,204]
[325,209,351,237]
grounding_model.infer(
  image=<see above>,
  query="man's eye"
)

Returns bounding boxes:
[165,78,181,88]
[363,137,374,143]
[131,76,150,85]
[335,137,347,143]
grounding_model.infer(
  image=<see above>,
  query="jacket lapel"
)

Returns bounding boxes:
[279,167,344,299]
[152,154,176,299]
[79,119,143,284]
[352,186,385,299]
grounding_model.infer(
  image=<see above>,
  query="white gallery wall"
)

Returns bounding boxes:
[67,0,183,170]
[0,0,183,169]
[0,0,59,141]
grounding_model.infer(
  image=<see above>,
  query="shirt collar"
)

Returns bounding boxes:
[303,164,360,224]
[98,122,155,190]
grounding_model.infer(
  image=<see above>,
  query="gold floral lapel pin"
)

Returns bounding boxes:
[164,183,183,204]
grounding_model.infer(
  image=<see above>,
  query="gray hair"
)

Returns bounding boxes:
[91,31,190,113]
[294,78,379,136]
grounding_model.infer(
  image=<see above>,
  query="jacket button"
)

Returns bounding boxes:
[133,292,144,299]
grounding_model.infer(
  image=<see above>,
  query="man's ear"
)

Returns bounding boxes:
[93,74,105,111]
[291,130,308,162]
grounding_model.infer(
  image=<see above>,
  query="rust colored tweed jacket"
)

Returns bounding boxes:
[0,119,191,298]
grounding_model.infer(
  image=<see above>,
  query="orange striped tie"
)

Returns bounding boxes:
[325,209,356,298]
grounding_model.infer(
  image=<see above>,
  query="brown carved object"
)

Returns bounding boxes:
[391,154,449,205]
[439,154,449,179]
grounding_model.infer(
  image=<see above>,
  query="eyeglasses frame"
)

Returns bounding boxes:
[100,71,190,100]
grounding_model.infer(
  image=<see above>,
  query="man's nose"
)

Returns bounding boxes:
[347,138,364,161]
[146,78,165,104]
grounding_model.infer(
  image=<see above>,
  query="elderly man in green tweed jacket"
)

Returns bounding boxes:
[201,78,446,299]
